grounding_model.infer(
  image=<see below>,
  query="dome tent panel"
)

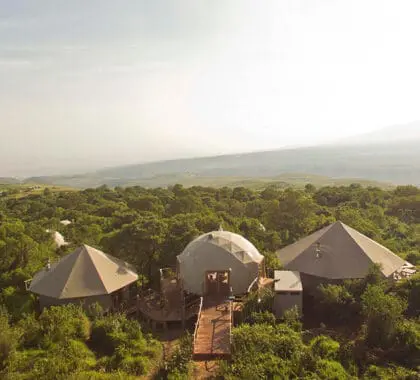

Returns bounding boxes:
[177,231,264,296]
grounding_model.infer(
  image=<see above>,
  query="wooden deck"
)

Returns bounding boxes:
[193,296,232,360]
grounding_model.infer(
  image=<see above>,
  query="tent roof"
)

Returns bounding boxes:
[29,245,138,299]
[274,271,302,292]
[178,231,264,264]
[277,221,406,279]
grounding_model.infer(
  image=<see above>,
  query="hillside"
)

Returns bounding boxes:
[1,183,419,379]
[24,140,420,188]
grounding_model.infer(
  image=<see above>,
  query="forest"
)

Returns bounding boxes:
[0,183,419,379]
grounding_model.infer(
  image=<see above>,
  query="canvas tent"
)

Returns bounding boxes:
[29,244,138,310]
[177,231,264,296]
[277,221,410,289]
[273,271,303,318]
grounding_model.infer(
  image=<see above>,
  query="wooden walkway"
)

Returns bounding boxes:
[193,296,232,360]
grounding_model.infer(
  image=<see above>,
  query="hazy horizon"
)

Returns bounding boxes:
[2,1,420,177]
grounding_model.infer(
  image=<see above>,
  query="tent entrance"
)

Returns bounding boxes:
[205,271,230,296]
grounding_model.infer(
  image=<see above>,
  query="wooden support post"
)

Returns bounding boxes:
[135,294,140,319]
[180,279,186,329]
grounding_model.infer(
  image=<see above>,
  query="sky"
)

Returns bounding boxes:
[1,0,420,177]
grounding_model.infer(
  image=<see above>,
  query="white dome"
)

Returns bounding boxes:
[178,230,264,264]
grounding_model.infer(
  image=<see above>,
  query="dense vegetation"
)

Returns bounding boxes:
[0,183,419,378]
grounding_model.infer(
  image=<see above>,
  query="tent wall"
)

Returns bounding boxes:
[38,294,112,311]
[179,244,260,295]
[299,273,345,294]
[273,292,302,318]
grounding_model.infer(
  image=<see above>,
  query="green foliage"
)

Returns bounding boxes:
[164,333,193,378]
[0,183,419,377]
[242,287,274,322]
[361,285,407,348]
[0,307,21,371]
[7,340,96,379]
[38,304,91,347]
[0,286,35,321]
[283,306,302,332]
[90,313,161,375]
[315,283,356,325]
[362,364,420,379]
[310,335,340,360]
[248,311,276,326]
[395,273,420,317]
[314,359,350,380]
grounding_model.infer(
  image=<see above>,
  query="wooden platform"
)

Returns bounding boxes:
[193,296,232,360]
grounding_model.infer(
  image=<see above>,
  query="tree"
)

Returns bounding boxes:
[0,307,21,371]
[361,285,407,348]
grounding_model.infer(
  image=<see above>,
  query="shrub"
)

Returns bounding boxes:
[283,306,302,332]
[22,340,97,380]
[315,284,355,324]
[165,333,192,377]
[314,359,350,380]
[0,307,21,371]
[363,364,420,379]
[310,335,340,360]
[247,311,276,326]
[391,320,420,366]
[90,313,161,374]
[17,313,42,348]
[119,355,148,376]
[361,285,407,348]
[0,286,35,321]
[38,304,91,346]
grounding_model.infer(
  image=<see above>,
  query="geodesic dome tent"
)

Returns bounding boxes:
[177,231,264,296]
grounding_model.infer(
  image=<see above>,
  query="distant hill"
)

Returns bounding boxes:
[340,121,420,145]
[0,177,20,185]
[24,138,419,189]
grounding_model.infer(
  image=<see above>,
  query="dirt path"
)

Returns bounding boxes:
[140,327,185,380]
[191,360,220,379]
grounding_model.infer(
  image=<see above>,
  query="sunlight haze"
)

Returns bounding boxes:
[1,0,420,176]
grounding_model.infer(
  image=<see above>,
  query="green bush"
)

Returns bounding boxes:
[314,359,350,380]
[164,334,192,377]
[0,307,21,371]
[363,364,420,379]
[0,286,35,321]
[283,305,302,332]
[247,311,276,325]
[38,304,91,346]
[17,313,42,348]
[361,285,407,348]
[310,335,340,360]
[9,340,97,380]
[90,313,160,375]
[119,355,148,376]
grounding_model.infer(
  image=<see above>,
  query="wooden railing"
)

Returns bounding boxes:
[229,299,233,348]
[192,296,204,351]
[247,276,259,293]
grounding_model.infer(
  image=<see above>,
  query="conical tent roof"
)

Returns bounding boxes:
[277,221,406,279]
[29,245,138,299]
[178,230,264,264]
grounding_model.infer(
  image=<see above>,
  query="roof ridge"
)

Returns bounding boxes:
[84,245,110,294]
[332,223,368,262]
[342,224,404,264]
[59,246,84,299]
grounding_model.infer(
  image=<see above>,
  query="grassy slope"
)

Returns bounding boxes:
[9,173,394,190]
[0,184,77,199]
[22,140,420,189]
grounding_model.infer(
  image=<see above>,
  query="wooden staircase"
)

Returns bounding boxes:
[193,296,232,360]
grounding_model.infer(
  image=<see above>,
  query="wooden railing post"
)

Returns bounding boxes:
[192,297,204,354]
